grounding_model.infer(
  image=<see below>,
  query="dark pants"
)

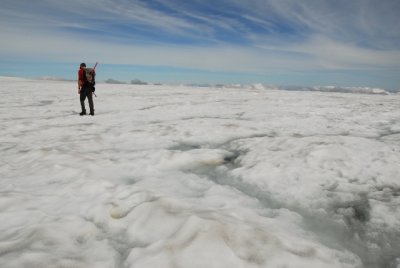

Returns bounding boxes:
[80,86,94,114]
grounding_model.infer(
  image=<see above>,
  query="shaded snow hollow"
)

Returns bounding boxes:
[1,77,400,268]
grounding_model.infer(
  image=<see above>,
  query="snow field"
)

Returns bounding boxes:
[1,77,400,267]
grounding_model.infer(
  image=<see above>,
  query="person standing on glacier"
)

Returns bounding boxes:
[77,62,95,116]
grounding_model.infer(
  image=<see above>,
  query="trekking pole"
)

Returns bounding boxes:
[92,62,98,73]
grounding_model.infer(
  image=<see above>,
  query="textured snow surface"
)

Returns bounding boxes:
[1,77,400,268]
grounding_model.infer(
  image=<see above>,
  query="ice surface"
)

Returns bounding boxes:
[1,77,399,267]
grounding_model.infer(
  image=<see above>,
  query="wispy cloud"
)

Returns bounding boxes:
[1,0,399,87]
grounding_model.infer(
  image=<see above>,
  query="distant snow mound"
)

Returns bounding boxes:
[314,86,390,95]
[213,83,246,89]
[251,83,266,90]
[131,79,148,85]
[105,79,126,84]
[282,86,390,95]
[218,83,277,90]
[251,83,278,90]
[38,76,69,81]
[0,76,31,82]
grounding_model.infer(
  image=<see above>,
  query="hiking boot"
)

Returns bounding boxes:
[89,112,94,116]
[80,111,86,116]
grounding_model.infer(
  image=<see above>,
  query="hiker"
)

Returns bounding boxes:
[78,62,95,116]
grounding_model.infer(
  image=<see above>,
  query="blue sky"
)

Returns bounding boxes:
[1,0,400,89]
